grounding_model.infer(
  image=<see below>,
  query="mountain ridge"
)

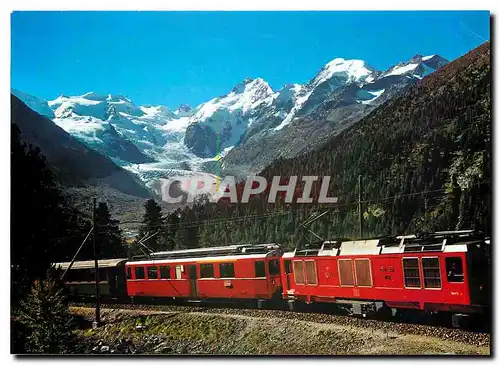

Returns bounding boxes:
[13,51,449,190]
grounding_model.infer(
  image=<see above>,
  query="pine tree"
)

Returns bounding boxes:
[95,202,125,259]
[164,211,180,250]
[19,273,75,354]
[11,124,86,307]
[138,199,165,251]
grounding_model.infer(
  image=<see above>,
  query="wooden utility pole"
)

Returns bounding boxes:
[92,197,101,327]
[358,175,363,239]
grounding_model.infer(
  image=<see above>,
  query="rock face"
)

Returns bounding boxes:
[184,123,218,157]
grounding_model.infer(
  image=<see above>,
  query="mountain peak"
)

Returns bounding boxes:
[312,58,376,88]
[81,91,107,101]
[106,94,132,103]
[174,104,193,117]
[231,76,271,94]
[381,53,449,79]
[177,104,192,111]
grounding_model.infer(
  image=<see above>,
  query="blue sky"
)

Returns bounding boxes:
[11,11,490,109]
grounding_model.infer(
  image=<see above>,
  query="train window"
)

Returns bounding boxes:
[100,268,108,282]
[147,266,158,279]
[126,267,132,280]
[88,268,107,282]
[403,258,421,288]
[160,266,171,279]
[422,257,441,288]
[338,259,354,286]
[200,264,214,278]
[446,257,464,283]
[305,261,318,285]
[255,261,266,278]
[268,259,280,275]
[135,267,145,280]
[175,265,183,279]
[220,263,235,278]
[64,270,75,282]
[293,261,305,284]
[284,260,292,274]
[76,269,89,282]
[355,259,372,287]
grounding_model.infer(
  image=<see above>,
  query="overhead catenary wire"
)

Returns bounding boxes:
[60,227,94,279]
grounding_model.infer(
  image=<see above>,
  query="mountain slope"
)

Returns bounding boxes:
[222,54,449,175]
[167,41,491,248]
[11,94,152,199]
[12,89,55,119]
[257,41,491,236]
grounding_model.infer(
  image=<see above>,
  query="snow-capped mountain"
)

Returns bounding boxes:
[13,52,448,197]
[46,92,215,174]
[184,77,275,157]
[380,54,448,79]
[35,91,223,198]
[221,54,449,174]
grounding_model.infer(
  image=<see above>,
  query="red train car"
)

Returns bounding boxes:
[126,244,283,304]
[280,231,489,317]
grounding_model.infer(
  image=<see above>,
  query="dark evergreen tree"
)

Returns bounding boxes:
[11,124,86,307]
[138,199,165,251]
[19,273,75,354]
[95,202,125,259]
[164,210,180,250]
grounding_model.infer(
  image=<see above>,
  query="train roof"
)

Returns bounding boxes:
[127,252,282,266]
[131,243,282,262]
[53,258,128,270]
[287,230,487,258]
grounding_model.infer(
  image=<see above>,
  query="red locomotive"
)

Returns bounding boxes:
[281,230,490,319]
[54,230,490,325]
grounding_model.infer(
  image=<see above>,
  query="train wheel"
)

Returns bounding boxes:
[452,313,471,328]
[256,299,265,309]
[375,304,394,320]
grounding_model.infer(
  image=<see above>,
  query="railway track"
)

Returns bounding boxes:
[70,300,490,347]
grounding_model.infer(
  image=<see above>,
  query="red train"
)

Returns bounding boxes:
[55,230,490,322]
[281,231,489,317]
[125,244,283,306]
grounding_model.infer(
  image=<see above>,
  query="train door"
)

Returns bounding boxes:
[466,246,489,306]
[284,260,292,289]
[107,268,117,296]
[188,265,198,297]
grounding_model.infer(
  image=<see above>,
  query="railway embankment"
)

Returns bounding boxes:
[71,306,490,355]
